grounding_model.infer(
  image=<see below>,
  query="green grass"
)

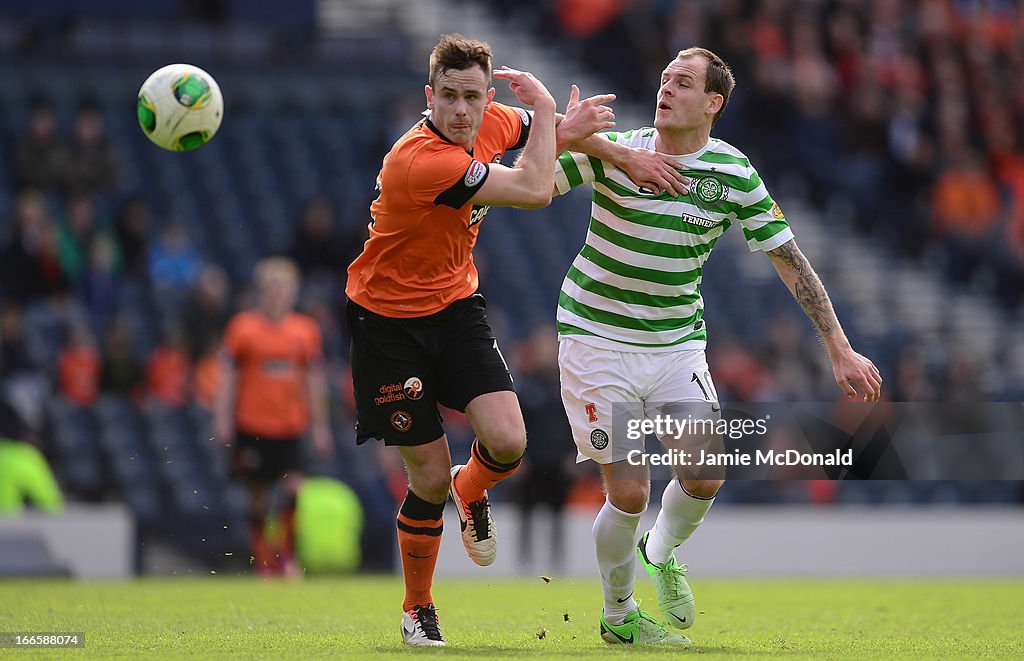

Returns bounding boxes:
[1,577,1022,659]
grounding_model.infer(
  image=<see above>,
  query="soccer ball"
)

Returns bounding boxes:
[136,64,223,151]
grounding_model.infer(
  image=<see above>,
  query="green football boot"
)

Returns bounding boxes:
[599,605,691,645]
[637,531,696,629]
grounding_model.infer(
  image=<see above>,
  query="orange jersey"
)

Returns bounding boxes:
[58,345,101,407]
[147,345,191,407]
[346,102,531,317]
[223,310,323,439]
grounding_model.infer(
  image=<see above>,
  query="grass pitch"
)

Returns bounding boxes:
[1,576,1022,659]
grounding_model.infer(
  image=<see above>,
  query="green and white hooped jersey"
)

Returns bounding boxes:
[554,129,794,352]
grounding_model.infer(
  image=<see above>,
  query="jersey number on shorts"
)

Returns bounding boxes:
[691,370,718,403]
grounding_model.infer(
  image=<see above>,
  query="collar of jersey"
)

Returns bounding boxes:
[660,136,712,161]
[424,117,474,155]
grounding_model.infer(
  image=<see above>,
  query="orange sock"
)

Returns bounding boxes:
[249,519,276,574]
[280,494,298,572]
[455,439,523,503]
[397,490,444,612]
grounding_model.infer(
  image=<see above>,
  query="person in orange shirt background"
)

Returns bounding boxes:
[146,323,191,407]
[57,322,100,407]
[215,256,332,576]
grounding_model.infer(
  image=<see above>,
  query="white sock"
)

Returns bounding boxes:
[593,499,644,624]
[645,479,714,566]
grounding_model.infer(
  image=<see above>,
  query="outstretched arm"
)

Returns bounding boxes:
[554,87,689,197]
[766,238,883,401]
[568,135,690,196]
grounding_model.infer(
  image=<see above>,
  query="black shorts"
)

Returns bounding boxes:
[346,294,515,446]
[231,432,304,482]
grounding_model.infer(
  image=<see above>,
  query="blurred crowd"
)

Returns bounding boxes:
[2,3,1022,532]
[491,0,1024,309]
[1,105,365,418]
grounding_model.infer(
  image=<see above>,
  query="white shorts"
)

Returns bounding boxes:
[558,336,720,464]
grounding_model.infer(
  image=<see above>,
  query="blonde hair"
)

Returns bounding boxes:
[254,256,300,288]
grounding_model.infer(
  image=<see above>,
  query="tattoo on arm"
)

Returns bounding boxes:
[767,239,837,337]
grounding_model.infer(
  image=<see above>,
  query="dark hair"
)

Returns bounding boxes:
[677,47,735,126]
[428,34,493,87]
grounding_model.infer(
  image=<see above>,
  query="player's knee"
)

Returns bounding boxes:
[480,427,526,464]
[411,470,452,503]
[405,455,453,503]
[606,480,650,514]
[682,479,724,499]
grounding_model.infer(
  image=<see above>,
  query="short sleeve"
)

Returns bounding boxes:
[554,144,608,195]
[489,103,530,150]
[734,166,794,252]
[405,147,488,209]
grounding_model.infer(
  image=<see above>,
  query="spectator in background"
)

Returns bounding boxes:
[66,101,118,193]
[114,196,153,282]
[1,190,68,304]
[710,334,769,403]
[192,348,222,411]
[558,0,625,39]
[78,234,122,331]
[183,267,232,410]
[149,220,203,302]
[147,324,191,407]
[986,111,1024,308]
[57,323,101,407]
[0,304,35,381]
[289,195,353,280]
[0,303,50,433]
[215,257,332,576]
[891,346,937,402]
[181,265,232,360]
[840,80,889,218]
[57,192,116,286]
[14,98,69,192]
[758,313,827,401]
[931,151,1001,282]
[100,318,142,399]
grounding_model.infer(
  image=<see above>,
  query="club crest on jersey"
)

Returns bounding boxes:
[590,429,609,450]
[464,160,487,187]
[691,175,729,206]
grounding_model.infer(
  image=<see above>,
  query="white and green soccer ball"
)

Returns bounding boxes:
[137,63,223,151]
